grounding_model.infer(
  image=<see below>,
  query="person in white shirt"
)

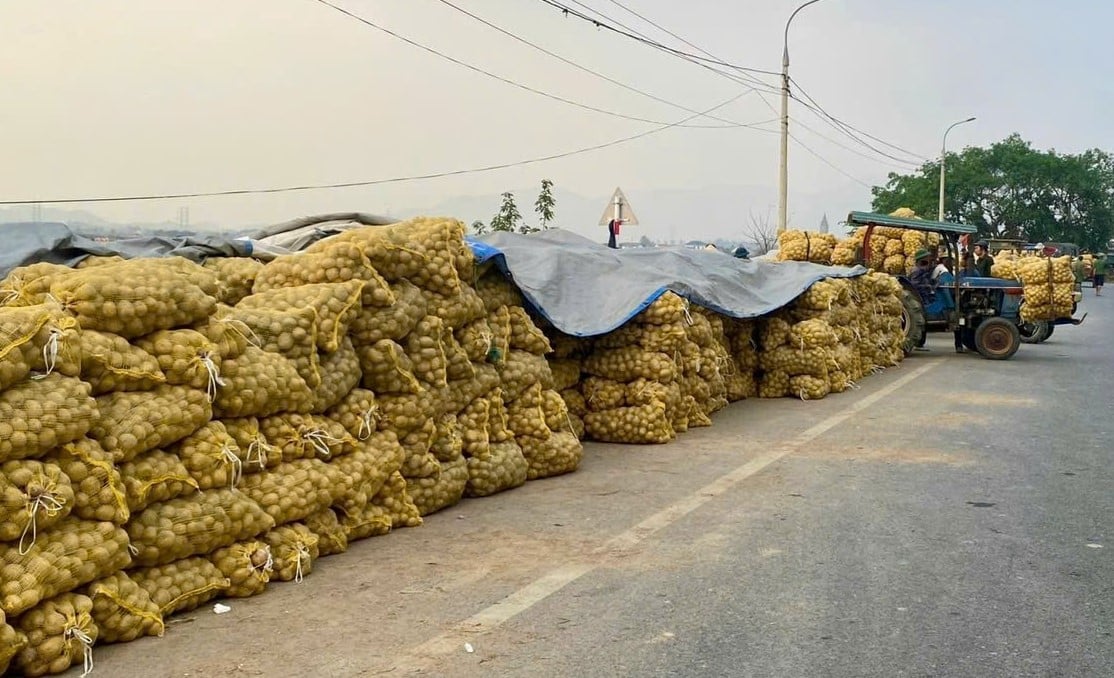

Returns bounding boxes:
[932,255,953,281]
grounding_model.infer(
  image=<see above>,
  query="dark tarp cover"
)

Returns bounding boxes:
[472,229,867,337]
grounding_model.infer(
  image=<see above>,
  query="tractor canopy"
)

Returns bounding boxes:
[846,211,978,236]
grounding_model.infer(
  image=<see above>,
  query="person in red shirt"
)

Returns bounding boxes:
[607,219,622,249]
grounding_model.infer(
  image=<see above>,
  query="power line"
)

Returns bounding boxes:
[788,133,873,188]
[431,0,760,128]
[0,94,775,206]
[789,115,921,170]
[311,0,730,128]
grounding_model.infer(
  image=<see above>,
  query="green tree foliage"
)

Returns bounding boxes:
[489,192,523,233]
[871,134,1114,251]
[534,179,556,231]
[473,180,558,235]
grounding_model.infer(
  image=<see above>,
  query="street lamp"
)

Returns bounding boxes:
[777,0,825,234]
[938,116,976,221]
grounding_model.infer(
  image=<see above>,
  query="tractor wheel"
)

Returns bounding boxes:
[900,287,926,355]
[1019,321,1051,344]
[1042,324,1055,342]
[974,317,1021,360]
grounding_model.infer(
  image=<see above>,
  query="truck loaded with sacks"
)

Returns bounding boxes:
[0,216,909,676]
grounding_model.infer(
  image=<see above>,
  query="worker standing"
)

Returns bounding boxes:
[1094,252,1107,296]
[607,219,622,249]
[973,241,994,277]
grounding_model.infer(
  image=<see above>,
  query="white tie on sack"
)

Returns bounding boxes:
[65,625,95,678]
[220,444,243,488]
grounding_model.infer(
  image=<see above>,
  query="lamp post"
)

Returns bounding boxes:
[777,0,825,234]
[938,116,976,221]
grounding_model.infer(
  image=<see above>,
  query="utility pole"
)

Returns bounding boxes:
[938,117,976,221]
[778,0,825,234]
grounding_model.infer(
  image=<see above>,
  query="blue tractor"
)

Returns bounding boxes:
[846,212,1084,360]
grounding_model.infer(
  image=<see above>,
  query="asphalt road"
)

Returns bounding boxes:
[87,294,1112,678]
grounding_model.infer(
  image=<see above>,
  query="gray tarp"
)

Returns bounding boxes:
[473,230,866,337]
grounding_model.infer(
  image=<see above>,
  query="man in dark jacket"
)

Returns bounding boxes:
[973,241,994,277]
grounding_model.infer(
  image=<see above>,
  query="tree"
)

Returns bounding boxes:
[638,235,654,248]
[741,208,779,256]
[470,219,488,235]
[871,134,1114,251]
[534,179,556,230]
[480,180,559,235]
[489,192,522,233]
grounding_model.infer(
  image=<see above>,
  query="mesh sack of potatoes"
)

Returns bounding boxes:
[776,230,836,264]
[506,306,552,355]
[459,396,492,458]
[406,315,449,388]
[43,439,128,525]
[883,254,907,275]
[594,320,687,354]
[50,259,218,338]
[788,318,839,349]
[77,329,165,395]
[0,612,25,674]
[192,311,252,360]
[582,346,677,384]
[760,346,832,379]
[0,262,74,307]
[259,414,356,463]
[376,388,444,436]
[399,419,440,480]
[830,242,858,266]
[0,303,82,392]
[790,374,831,401]
[883,238,905,257]
[430,414,464,462]
[497,348,557,399]
[624,377,678,409]
[310,337,362,414]
[237,279,364,354]
[406,457,468,516]
[126,487,274,567]
[475,270,525,313]
[446,362,501,414]
[223,305,320,388]
[263,523,319,582]
[86,571,163,644]
[214,346,314,419]
[795,279,852,312]
[133,329,222,395]
[487,389,516,444]
[688,403,713,428]
[990,260,1018,279]
[222,417,282,473]
[0,374,96,464]
[325,218,466,295]
[208,540,273,598]
[90,385,211,463]
[14,592,98,678]
[252,241,393,308]
[118,450,200,513]
[323,388,379,441]
[455,317,496,363]
[303,508,348,557]
[0,459,75,549]
[759,315,793,351]
[442,331,476,382]
[357,340,422,395]
[560,388,587,417]
[758,370,790,398]
[635,292,687,325]
[540,389,573,433]
[349,279,428,346]
[465,440,528,498]
[422,283,487,331]
[1,518,131,616]
[725,370,758,401]
[519,431,583,480]
[169,421,244,491]
[583,400,675,444]
[203,257,264,305]
[548,358,581,392]
[581,376,626,412]
[329,433,405,512]
[132,556,231,617]
[237,459,336,527]
[506,382,551,440]
[685,313,715,348]
[370,471,422,529]
[340,502,393,541]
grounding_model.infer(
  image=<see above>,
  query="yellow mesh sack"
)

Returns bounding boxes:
[507,306,552,355]
[238,279,365,354]
[370,471,422,529]
[399,419,439,480]
[77,329,165,395]
[213,346,314,419]
[222,417,282,473]
[126,488,274,567]
[758,370,790,398]
[519,431,583,480]
[309,336,362,414]
[583,347,676,384]
[0,303,82,391]
[0,374,96,464]
[406,457,468,516]
[357,339,422,395]
[339,502,392,542]
[376,389,444,435]
[118,449,200,513]
[475,270,524,312]
[169,421,243,491]
[223,305,320,388]
[487,306,512,363]
[0,518,131,616]
[237,459,336,527]
[487,388,515,444]
[442,331,476,382]
[303,508,348,557]
[252,241,393,307]
[430,414,463,463]
[209,540,273,598]
[465,440,528,497]
[203,257,264,305]
[0,459,74,549]
[43,439,127,525]
[548,359,581,392]
[0,611,26,675]
[581,376,627,412]
[133,329,222,395]
[86,571,164,644]
[15,592,98,678]
[0,262,73,307]
[459,396,491,459]
[131,557,231,617]
[445,363,500,414]
[349,279,428,345]
[422,283,487,331]
[324,388,379,441]
[634,292,686,325]
[506,382,551,440]
[560,388,587,417]
[594,320,687,354]
[258,414,356,464]
[264,523,319,583]
[90,385,212,463]
[455,317,495,363]
[499,349,554,400]
[790,374,831,401]
[541,389,573,434]
[583,401,675,444]
[406,315,449,389]
[50,259,217,338]
[192,311,251,360]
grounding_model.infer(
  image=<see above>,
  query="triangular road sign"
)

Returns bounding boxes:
[598,187,639,226]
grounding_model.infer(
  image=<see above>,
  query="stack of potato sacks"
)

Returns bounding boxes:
[779,208,941,273]
[1014,256,1076,322]
[0,217,583,676]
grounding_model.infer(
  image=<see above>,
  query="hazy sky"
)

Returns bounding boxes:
[2,1,1112,241]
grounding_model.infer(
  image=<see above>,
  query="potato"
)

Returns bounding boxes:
[78,329,166,394]
[237,459,336,527]
[376,389,444,436]
[263,523,319,582]
[442,331,476,382]
[444,363,500,414]
[133,328,221,394]
[454,317,495,363]
[465,440,528,497]
[458,396,491,459]
[209,540,273,598]
[0,303,82,391]
[581,376,626,413]
[89,385,212,463]
[86,571,164,643]
[222,306,321,388]
[398,419,439,480]
[323,388,378,441]
[475,270,524,313]
[222,417,282,473]
[406,315,449,388]
[252,241,393,308]
[192,309,251,359]
[349,280,428,345]
[237,280,364,353]
[518,431,583,480]
[214,346,314,419]
[118,449,199,512]
[368,471,422,529]
[15,592,98,678]
[0,459,75,545]
[259,414,356,463]
[406,457,467,516]
[203,257,264,305]
[486,388,515,444]
[303,509,348,557]
[168,421,243,490]
[776,230,836,264]
[309,337,362,414]
[357,340,422,395]
[430,414,463,463]
[582,401,675,444]
[42,439,129,525]
[758,370,791,398]
[131,557,231,617]
[582,347,676,384]
[0,611,26,674]
[0,374,96,464]
[338,503,392,542]
[506,306,552,355]
[421,283,486,331]
[634,292,687,326]
[0,262,74,307]
[594,320,685,354]
[506,383,551,440]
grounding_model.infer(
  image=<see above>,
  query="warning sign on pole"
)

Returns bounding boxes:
[598,187,639,227]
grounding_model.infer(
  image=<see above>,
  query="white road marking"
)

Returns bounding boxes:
[389,359,944,673]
